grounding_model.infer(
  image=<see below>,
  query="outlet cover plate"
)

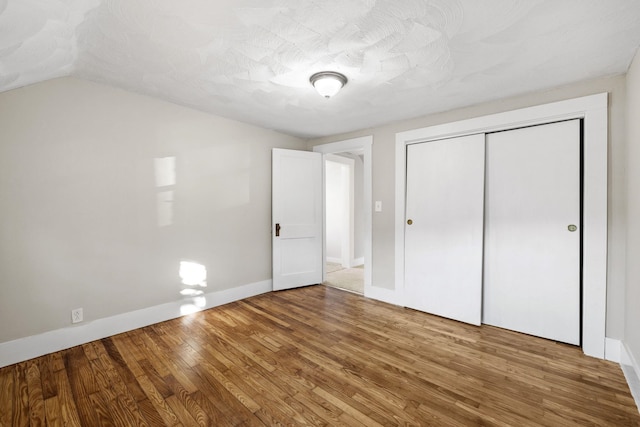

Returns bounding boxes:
[71,308,83,324]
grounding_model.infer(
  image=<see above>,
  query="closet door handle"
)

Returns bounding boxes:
[275,223,281,236]
[568,224,577,232]
[407,219,413,225]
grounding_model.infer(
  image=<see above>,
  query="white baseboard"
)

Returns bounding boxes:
[326,257,365,268]
[621,342,640,414]
[605,337,621,362]
[0,280,272,368]
[350,257,364,267]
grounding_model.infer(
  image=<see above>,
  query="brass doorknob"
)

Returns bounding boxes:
[568,224,577,232]
[407,219,413,225]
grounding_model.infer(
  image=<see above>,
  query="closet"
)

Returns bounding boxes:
[404,119,581,345]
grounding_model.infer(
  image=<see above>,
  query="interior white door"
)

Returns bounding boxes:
[404,134,485,325]
[483,120,581,345]
[272,148,323,291]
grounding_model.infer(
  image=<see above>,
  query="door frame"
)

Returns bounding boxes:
[395,93,607,359]
[313,136,373,295]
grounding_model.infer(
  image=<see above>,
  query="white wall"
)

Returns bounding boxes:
[626,50,640,369]
[0,77,306,344]
[309,75,628,340]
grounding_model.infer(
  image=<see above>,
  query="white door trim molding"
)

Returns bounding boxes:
[395,93,608,359]
[313,136,373,296]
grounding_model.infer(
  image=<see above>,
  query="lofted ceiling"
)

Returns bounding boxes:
[2,0,640,138]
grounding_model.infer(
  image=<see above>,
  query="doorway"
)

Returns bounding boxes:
[313,136,373,297]
[324,152,364,294]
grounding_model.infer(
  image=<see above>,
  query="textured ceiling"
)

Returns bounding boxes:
[2,0,640,138]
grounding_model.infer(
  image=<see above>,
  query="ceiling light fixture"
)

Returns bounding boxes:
[310,71,348,98]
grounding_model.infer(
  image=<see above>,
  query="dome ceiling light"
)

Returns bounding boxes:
[310,71,348,98]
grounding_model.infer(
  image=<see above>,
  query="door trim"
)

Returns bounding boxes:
[395,93,607,359]
[313,136,373,296]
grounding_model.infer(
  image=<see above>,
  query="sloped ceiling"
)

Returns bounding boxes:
[2,0,640,138]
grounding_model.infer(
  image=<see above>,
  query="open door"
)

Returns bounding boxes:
[272,148,323,291]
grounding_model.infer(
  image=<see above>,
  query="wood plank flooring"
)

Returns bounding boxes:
[1,285,639,426]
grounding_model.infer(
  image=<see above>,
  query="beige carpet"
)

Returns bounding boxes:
[324,262,364,294]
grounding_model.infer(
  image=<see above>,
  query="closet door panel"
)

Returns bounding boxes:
[483,120,581,345]
[404,134,485,325]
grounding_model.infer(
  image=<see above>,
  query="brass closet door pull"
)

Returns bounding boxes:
[407,219,413,225]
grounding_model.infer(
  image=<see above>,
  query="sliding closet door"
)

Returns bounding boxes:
[404,134,485,325]
[483,120,581,345]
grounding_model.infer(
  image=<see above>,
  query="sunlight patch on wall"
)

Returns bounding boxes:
[156,190,174,227]
[179,260,208,315]
[155,156,176,227]
[154,156,176,187]
[179,261,207,287]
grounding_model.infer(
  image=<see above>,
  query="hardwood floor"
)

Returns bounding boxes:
[1,285,639,426]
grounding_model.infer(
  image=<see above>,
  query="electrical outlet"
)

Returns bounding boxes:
[71,308,83,324]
